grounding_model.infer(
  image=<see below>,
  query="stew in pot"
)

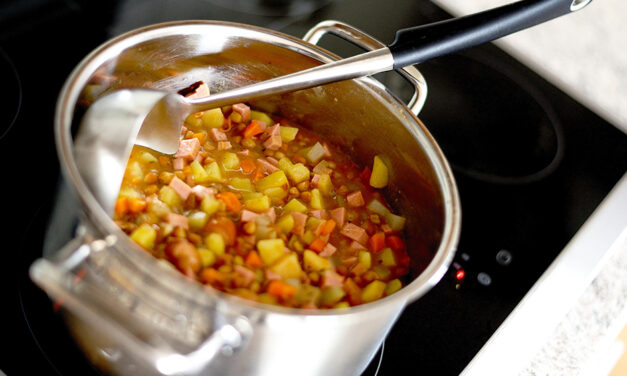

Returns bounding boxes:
[114,83,411,308]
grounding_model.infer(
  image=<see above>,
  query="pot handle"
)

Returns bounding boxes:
[30,235,252,375]
[303,20,427,116]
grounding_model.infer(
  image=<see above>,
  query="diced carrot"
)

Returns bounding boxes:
[192,132,207,144]
[240,159,256,174]
[267,280,297,300]
[245,250,264,268]
[114,197,128,216]
[309,237,327,253]
[242,119,264,138]
[201,268,225,285]
[217,192,242,212]
[369,232,386,252]
[318,219,336,236]
[127,197,147,213]
[252,167,265,182]
[387,235,406,252]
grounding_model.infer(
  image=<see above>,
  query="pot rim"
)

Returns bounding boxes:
[54,20,461,316]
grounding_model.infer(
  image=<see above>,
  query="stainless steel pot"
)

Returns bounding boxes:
[30,20,461,376]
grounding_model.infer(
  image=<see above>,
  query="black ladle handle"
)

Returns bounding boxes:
[390,0,591,68]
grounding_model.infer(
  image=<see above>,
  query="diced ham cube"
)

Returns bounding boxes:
[169,176,192,200]
[209,128,227,141]
[180,125,188,135]
[321,269,344,288]
[349,241,367,252]
[266,157,279,166]
[240,209,259,222]
[237,149,250,157]
[322,142,332,157]
[341,223,369,245]
[166,212,189,229]
[319,243,337,257]
[257,158,279,173]
[217,141,232,150]
[290,212,307,236]
[346,191,365,207]
[311,174,321,187]
[191,185,216,199]
[263,135,282,150]
[309,209,327,220]
[264,207,276,223]
[175,138,200,160]
[173,157,186,171]
[234,265,256,286]
[330,207,346,228]
[232,103,251,123]
[265,269,282,281]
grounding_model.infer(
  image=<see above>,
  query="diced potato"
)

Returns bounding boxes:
[320,286,346,306]
[204,161,225,183]
[385,212,406,231]
[257,239,285,265]
[250,110,273,126]
[279,126,299,142]
[277,157,293,172]
[139,151,158,164]
[198,248,217,267]
[306,217,324,231]
[379,248,396,267]
[303,142,326,164]
[301,230,315,245]
[158,185,181,208]
[294,284,321,306]
[256,171,288,192]
[127,161,144,181]
[366,199,390,217]
[369,155,389,188]
[201,195,221,215]
[205,232,225,256]
[130,223,156,250]
[245,195,271,212]
[372,265,391,280]
[269,253,303,279]
[230,177,254,191]
[276,215,295,234]
[303,250,332,272]
[361,280,386,303]
[385,279,403,295]
[188,211,209,230]
[317,174,333,195]
[358,251,372,269]
[283,198,307,213]
[221,152,240,170]
[286,163,310,184]
[202,108,224,128]
[118,187,141,198]
[190,160,210,183]
[263,187,288,201]
[309,188,324,209]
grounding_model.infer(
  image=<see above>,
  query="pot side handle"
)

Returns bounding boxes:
[30,236,252,375]
[303,20,428,117]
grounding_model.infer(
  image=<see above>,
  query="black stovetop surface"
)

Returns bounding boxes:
[3,0,626,375]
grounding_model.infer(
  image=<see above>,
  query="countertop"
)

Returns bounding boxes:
[432,1,627,374]
[433,0,627,134]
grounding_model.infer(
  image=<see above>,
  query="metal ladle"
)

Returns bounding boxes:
[74,0,592,214]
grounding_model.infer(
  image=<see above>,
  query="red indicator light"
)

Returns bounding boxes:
[456,269,466,281]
